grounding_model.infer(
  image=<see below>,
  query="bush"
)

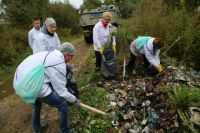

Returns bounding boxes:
[0,26,16,65]
[47,3,80,34]
[0,25,28,65]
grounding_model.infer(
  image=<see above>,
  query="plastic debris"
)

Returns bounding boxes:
[105,64,200,132]
[190,107,200,127]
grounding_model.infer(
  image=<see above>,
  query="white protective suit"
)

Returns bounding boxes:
[32,32,61,54]
[130,38,160,67]
[93,19,116,51]
[13,50,76,103]
[28,28,41,49]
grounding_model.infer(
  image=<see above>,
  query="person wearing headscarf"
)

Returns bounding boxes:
[13,42,79,133]
[32,17,61,54]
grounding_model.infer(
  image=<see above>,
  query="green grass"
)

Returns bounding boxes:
[0,48,32,80]
[59,32,82,43]
[167,85,200,110]
[69,51,111,133]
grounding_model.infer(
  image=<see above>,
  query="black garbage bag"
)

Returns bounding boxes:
[100,49,117,79]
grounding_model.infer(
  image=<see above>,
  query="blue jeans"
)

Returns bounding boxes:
[32,91,71,133]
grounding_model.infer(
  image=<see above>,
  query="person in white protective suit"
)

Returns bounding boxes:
[126,36,164,77]
[13,42,79,133]
[32,17,61,54]
[93,11,116,71]
[28,16,41,50]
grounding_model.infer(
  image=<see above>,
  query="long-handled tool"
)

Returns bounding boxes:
[80,103,107,115]
[162,36,181,55]
[123,57,126,82]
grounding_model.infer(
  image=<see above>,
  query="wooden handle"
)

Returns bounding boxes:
[80,103,107,115]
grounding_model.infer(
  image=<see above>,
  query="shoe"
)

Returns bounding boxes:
[33,123,48,133]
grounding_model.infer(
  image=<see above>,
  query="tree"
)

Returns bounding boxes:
[47,2,79,34]
[5,0,49,28]
[80,0,101,10]
[163,0,200,11]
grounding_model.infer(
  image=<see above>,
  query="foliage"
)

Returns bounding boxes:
[163,0,200,11]
[4,0,49,28]
[47,3,80,34]
[114,0,142,18]
[0,48,31,80]
[80,0,101,10]
[167,85,200,110]
[0,25,16,65]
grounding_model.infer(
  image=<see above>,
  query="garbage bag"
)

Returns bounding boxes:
[100,49,117,79]
[14,65,45,104]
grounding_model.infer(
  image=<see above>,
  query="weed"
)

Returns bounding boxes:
[167,85,200,110]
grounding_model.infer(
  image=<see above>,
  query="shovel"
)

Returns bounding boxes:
[80,103,107,116]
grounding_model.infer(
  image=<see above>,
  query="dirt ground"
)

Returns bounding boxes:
[0,37,92,133]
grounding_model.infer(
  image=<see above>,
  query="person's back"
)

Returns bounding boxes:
[13,43,79,133]
[28,17,41,49]
[13,50,68,98]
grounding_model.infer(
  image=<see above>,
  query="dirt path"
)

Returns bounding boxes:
[0,37,92,133]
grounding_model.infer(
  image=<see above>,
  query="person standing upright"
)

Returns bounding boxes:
[28,17,41,50]
[93,11,116,71]
[32,17,61,54]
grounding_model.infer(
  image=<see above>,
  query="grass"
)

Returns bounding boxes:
[0,48,32,80]
[167,85,200,110]
[58,31,82,43]
[69,51,111,133]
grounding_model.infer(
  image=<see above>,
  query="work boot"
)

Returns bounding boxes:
[33,123,48,133]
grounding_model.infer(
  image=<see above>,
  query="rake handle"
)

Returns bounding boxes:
[80,103,107,115]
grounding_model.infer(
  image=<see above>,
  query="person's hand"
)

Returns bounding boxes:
[98,48,103,55]
[156,64,163,73]
[73,99,80,107]
[112,45,116,52]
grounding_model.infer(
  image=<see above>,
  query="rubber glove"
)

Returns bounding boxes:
[73,99,80,107]
[98,48,103,55]
[156,64,163,73]
[112,45,116,52]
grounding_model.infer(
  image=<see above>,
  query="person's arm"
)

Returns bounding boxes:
[144,44,160,68]
[112,36,116,46]
[93,24,102,49]
[28,31,33,49]
[46,63,76,103]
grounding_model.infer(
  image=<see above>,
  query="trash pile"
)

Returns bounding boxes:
[104,66,200,133]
